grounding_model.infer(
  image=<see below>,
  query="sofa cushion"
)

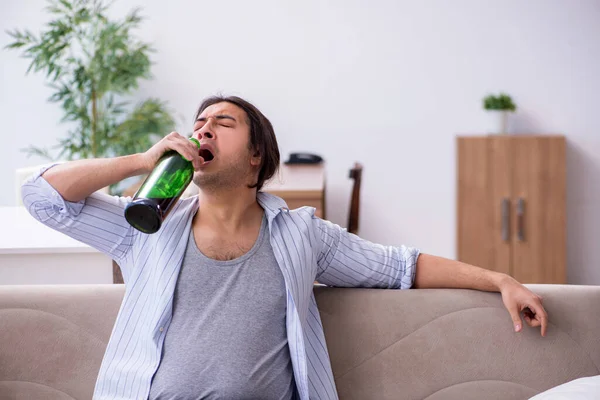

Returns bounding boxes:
[0,284,124,400]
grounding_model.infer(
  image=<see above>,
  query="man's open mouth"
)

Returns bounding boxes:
[199,148,214,162]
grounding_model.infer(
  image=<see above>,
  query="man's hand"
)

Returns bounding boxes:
[142,131,204,172]
[413,254,549,336]
[500,277,548,336]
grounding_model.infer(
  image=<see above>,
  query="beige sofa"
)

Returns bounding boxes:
[0,284,598,400]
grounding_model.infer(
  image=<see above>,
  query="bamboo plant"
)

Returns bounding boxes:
[5,0,175,170]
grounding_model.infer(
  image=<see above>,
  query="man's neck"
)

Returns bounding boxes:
[193,187,263,234]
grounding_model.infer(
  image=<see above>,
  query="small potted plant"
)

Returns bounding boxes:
[483,93,517,134]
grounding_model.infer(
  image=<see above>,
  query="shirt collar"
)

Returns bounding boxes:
[184,191,289,222]
[257,191,289,220]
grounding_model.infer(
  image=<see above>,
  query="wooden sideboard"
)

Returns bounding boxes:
[263,164,326,218]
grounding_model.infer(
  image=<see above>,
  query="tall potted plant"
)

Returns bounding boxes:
[483,93,517,134]
[5,0,176,194]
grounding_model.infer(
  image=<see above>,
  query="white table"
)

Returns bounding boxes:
[0,206,113,285]
[3,164,326,285]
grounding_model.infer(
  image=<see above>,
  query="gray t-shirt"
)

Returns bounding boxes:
[149,215,296,400]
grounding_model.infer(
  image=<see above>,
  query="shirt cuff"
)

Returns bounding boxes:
[397,247,420,289]
[25,163,85,215]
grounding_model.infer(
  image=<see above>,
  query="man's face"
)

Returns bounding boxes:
[191,102,260,191]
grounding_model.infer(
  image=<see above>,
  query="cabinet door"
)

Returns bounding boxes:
[511,136,566,284]
[489,137,513,276]
[457,137,511,275]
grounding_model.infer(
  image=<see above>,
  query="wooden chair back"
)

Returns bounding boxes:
[347,163,363,235]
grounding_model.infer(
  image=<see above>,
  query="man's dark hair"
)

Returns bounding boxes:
[194,95,280,191]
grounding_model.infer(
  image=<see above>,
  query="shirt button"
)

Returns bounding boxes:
[159,327,164,332]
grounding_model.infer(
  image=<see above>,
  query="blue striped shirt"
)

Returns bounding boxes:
[22,165,420,400]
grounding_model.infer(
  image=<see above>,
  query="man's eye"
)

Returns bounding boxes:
[220,124,232,128]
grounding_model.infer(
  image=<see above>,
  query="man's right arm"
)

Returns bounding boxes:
[21,132,204,278]
[41,154,151,203]
[41,130,205,203]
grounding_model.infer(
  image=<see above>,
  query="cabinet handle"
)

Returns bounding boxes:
[501,198,510,241]
[516,198,525,241]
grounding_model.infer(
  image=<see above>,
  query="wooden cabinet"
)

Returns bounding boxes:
[457,135,566,284]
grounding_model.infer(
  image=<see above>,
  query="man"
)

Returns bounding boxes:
[22,95,548,400]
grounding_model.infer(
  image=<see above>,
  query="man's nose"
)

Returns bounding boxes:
[197,130,214,140]
[195,121,215,140]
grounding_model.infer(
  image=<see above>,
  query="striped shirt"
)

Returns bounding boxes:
[22,165,420,400]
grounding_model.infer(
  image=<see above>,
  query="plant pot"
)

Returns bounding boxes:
[486,110,511,135]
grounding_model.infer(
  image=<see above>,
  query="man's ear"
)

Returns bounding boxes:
[250,150,261,167]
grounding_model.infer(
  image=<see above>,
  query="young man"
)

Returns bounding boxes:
[22,95,548,400]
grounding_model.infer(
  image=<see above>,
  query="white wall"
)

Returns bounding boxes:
[2,0,599,284]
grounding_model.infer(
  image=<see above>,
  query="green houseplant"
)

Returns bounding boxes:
[5,0,175,193]
[483,93,517,134]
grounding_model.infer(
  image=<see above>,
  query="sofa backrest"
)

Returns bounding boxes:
[0,284,598,399]
[314,284,600,399]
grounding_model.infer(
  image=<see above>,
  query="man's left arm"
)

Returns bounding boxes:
[414,253,548,336]
[313,216,548,337]
[313,216,419,290]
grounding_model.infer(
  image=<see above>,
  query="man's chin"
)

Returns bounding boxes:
[192,173,219,189]
[192,164,252,191]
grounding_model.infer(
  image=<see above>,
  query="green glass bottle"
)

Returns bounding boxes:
[124,138,200,234]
